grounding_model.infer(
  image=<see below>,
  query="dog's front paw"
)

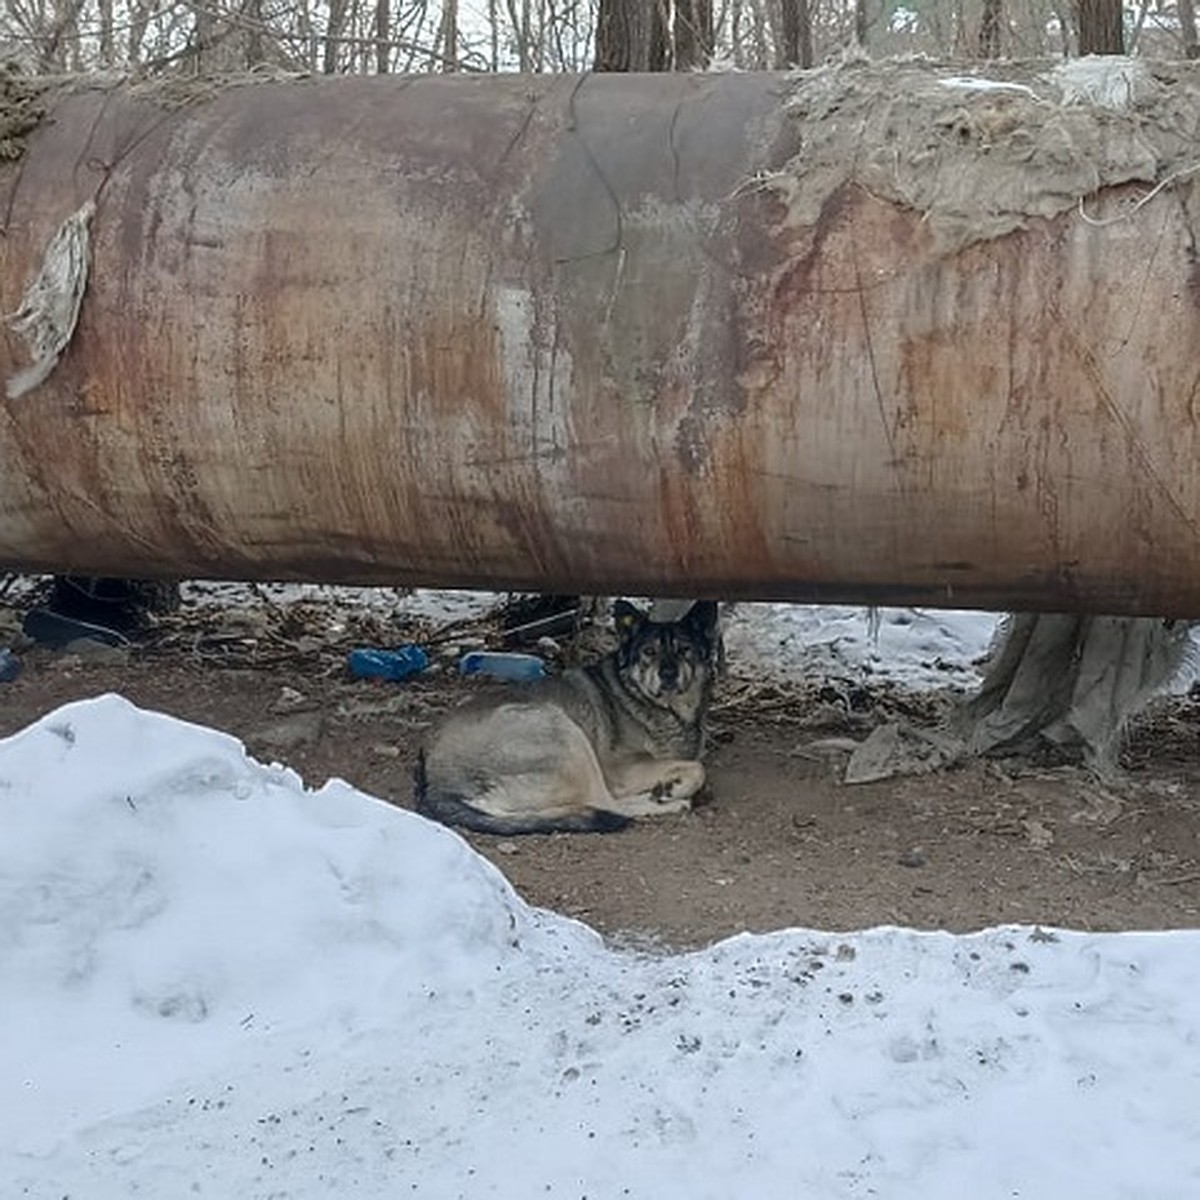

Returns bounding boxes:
[650,762,705,803]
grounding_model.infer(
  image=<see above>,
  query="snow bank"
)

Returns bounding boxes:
[0,696,543,1154]
[3,696,1200,1198]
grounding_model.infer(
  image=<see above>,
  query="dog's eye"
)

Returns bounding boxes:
[639,643,659,662]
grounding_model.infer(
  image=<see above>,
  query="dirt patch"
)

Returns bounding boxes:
[3,599,1198,951]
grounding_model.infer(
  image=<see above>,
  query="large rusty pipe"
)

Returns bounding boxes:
[2,67,1200,614]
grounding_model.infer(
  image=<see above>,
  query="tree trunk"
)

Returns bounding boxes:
[191,4,217,73]
[1179,0,1199,59]
[749,0,770,68]
[593,0,668,71]
[502,0,532,71]
[375,0,390,72]
[324,0,349,73]
[978,0,1002,56]
[126,0,154,67]
[97,0,114,67]
[777,0,813,68]
[244,0,265,66]
[854,0,870,51]
[1076,0,1124,53]
[674,0,713,70]
[40,0,87,72]
[440,0,459,70]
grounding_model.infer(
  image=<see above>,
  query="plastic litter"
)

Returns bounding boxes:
[347,644,429,682]
[458,651,546,682]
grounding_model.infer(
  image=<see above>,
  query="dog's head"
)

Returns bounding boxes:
[613,599,720,702]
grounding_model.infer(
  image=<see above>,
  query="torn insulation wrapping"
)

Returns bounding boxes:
[780,56,1200,250]
[845,616,1194,781]
[960,614,1194,767]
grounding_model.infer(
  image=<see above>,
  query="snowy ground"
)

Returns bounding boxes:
[4,594,1200,1197]
[724,602,999,691]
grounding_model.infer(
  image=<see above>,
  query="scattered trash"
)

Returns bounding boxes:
[0,647,20,682]
[844,721,963,784]
[437,638,485,661]
[1022,818,1055,850]
[499,594,586,647]
[269,685,312,715]
[459,651,546,682]
[347,645,429,682]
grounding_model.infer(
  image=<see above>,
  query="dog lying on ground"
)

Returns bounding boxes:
[415,600,720,835]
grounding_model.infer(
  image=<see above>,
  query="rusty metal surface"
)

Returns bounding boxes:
[1,72,1199,615]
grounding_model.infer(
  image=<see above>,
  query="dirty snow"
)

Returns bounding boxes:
[181,580,502,627]
[939,75,1037,96]
[727,603,998,691]
[3,593,1200,1197]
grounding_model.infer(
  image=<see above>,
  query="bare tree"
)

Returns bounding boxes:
[97,0,114,65]
[674,0,713,68]
[501,0,531,69]
[439,0,458,68]
[325,0,350,71]
[244,0,265,65]
[1179,0,1199,58]
[0,0,1163,83]
[777,0,813,66]
[594,0,668,70]
[979,0,1002,55]
[38,0,87,70]
[375,0,390,71]
[854,0,868,49]
[1076,0,1123,52]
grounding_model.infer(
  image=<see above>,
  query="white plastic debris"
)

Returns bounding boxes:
[6,199,96,400]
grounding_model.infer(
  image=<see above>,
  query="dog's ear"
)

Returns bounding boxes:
[685,600,720,641]
[612,599,647,640]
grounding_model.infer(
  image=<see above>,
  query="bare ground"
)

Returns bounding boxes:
[2,602,1199,951]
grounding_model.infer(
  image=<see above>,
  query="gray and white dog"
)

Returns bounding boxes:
[415,600,720,835]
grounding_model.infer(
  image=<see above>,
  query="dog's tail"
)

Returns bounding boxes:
[413,749,631,836]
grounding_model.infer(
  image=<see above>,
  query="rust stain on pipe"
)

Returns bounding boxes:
[2,69,1200,615]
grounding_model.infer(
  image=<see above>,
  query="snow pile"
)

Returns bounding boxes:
[0,696,535,1155]
[4,695,1200,1197]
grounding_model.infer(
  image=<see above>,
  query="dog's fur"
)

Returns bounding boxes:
[415,600,720,835]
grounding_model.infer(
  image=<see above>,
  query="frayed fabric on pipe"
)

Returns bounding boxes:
[6,199,95,400]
